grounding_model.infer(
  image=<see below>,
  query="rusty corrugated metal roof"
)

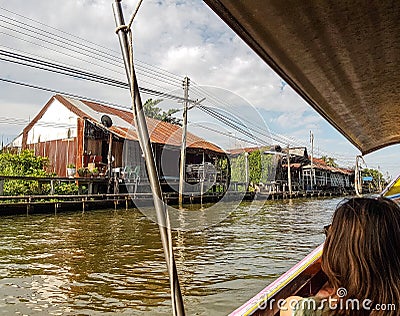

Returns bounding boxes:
[55,94,224,153]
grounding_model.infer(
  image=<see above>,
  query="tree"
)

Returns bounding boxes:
[143,99,181,125]
[230,149,274,191]
[362,168,386,191]
[321,155,338,167]
[0,150,78,196]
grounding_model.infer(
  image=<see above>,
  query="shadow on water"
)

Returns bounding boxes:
[0,197,343,315]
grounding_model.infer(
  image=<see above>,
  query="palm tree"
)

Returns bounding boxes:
[143,99,181,125]
[321,155,338,167]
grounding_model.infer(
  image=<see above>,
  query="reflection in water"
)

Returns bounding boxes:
[0,197,341,315]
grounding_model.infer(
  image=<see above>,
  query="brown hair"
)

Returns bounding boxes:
[321,197,400,316]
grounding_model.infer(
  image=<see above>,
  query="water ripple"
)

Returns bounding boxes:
[0,197,341,315]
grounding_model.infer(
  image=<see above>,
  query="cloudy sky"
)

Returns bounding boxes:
[0,0,398,178]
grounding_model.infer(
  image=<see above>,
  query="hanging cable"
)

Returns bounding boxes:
[0,6,184,81]
[0,13,183,85]
[0,24,182,88]
[0,49,195,103]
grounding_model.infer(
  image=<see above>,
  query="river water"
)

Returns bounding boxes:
[0,197,343,315]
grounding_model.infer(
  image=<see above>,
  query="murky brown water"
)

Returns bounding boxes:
[0,197,342,315]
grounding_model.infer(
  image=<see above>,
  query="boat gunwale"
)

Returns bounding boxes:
[230,243,324,316]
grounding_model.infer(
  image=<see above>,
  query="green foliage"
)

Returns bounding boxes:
[362,168,386,191]
[0,150,79,196]
[0,150,49,195]
[321,155,338,167]
[230,154,245,182]
[54,183,79,195]
[0,149,49,177]
[77,167,87,177]
[230,150,274,188]
[216,157,228,172]
[143,98,181,125]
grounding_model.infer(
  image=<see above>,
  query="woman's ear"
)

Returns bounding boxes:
[316,281,335,299]
[279,296,302,316]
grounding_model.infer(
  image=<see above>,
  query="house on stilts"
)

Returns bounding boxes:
[9,94,229,195]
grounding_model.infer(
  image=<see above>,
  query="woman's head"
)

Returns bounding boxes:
[321,197,400,313]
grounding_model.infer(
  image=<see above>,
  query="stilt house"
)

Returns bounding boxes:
[10,95,227,190]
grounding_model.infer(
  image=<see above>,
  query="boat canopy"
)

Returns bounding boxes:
[204,1,400,155]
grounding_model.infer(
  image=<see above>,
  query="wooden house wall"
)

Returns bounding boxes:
[27,138,76,177]
[86,139,102,158]
[113,141,123,167]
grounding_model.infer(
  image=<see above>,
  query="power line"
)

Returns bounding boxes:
[192,123,260,147]
[0,77,129,109]
[0,24,182,89]
[0,13,183,86]
[0,31,123,75]
[0,6,184,81]
[190,84,356,163]
[0,49,195,103]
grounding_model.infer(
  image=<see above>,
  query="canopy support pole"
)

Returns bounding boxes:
[112,2,185,315]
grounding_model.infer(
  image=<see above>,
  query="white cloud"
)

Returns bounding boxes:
[273,111,322,130]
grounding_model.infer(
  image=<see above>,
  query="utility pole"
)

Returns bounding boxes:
[310,131,314,190]
[355,155,363,196]
[200,151,205,205]
[107,133,113,193]
[378,165,382,192]
[287,145,292,196]
[178,77,189,208]
[244,152,249,189]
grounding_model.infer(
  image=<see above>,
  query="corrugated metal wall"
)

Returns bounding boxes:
[28,138,76,177]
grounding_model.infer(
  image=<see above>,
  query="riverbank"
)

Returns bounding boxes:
[0,188,351,216]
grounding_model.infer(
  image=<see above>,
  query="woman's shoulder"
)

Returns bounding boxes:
[280,296,326,316]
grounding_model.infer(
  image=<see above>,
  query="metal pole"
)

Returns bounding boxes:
[287,145,292,196]
[178,77,189,208]
[310,131,314,190]
[112,2,185,315]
